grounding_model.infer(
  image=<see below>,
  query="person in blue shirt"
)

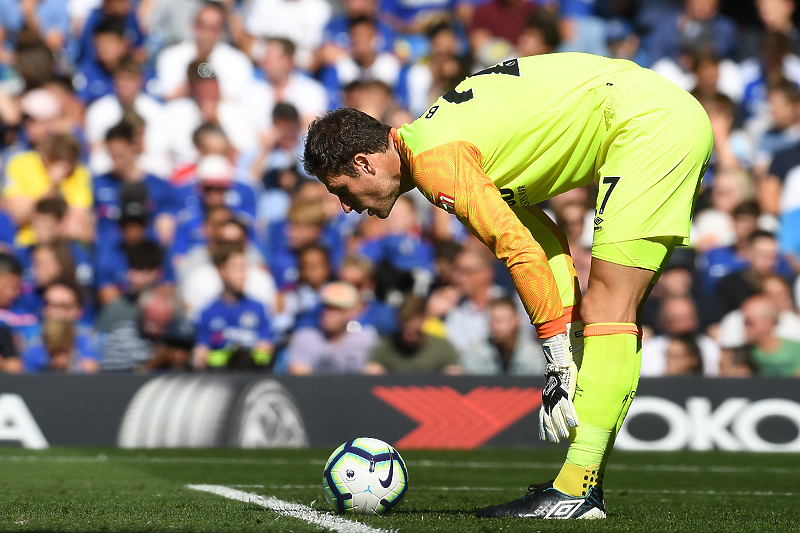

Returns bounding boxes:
[95,192,175,306]
[193,246,274,370]
[94,122,177,247]
[22,279,99,373]
[0,252,39,360]
[74,16,150,104]
[74,0,146,66]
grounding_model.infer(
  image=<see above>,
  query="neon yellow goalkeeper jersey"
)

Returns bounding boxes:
[397,53,642,206]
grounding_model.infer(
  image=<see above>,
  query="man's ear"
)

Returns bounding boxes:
[353,153,374,175]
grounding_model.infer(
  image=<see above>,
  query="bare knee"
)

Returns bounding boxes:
[580,287,638,325]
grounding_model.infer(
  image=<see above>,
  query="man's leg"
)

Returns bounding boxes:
[553,237,678,498]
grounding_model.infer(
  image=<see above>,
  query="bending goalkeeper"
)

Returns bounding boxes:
[303,52,712,519]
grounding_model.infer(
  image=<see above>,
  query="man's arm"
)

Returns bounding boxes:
[411,140,565,331]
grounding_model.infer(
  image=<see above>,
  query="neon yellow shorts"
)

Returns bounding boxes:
[591,68,712,250]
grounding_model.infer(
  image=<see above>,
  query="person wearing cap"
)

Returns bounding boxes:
[193,246,274,370]
[93,121,178,247]
[286,280,378,374]
[172,152,258,226]
[4,132,93,246]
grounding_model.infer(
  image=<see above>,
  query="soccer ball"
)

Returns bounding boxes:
[322,437,408,515]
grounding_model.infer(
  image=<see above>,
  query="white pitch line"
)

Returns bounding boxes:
[187,484,391,533]
[1,455,799,475]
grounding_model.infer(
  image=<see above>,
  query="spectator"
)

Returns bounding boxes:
[23,279,99,373]
[250,103,306,184]
[468,0,538,61]
[315,0,396,71]
[753,77,800,176]
[155,1,254,105]
[515,9,561,58]
[652,47,742,105]
[319,17,402,110]
[690,168,753,252]
[604,17,646,66]
[172,204,233,279]
[14,197,94,317]
[192,246,274,370]
[716,230,791,314]
[85,56,169,177]
[95,186,174,305]
[739,0,800,61]
[256,166,307,231]
[0,0,69,53]
[272,243,332,355]
[0,252,39,357]
[76,0,146,66]
[397,21,468,119]
[240,0,332,70]
[73,16,138,104]
[247,37,329,132]
[22,241,77,318]
[172,153,258,237]
[461,295,544,375]
[663,333,704,376]
[23,319,100,373]
[0,324,18,373]
[554,200,591,293]
[286,281,378,374]
[338,254,398,336]
[144,318,196,372]
[93,122,178,247]
[717,274,800,350]
[641,295,721,377]
[647,0,738,64]
[96,240,170,371]
[163,60,257,168]
[364,294,460,374]
[697,92,754,173]
[180,216,276,321]
[740,293,800,376]
[3,132,93,246]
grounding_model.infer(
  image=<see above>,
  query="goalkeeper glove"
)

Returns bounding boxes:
[538,320,584,443]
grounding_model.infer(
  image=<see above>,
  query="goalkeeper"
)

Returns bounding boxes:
[303,52,712,519]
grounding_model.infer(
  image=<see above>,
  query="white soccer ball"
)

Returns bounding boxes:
[322,437,408,515]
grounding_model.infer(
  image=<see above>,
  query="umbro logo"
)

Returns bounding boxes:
[437,193,455,213]
[544,499,585,519]
[593,216,603,230]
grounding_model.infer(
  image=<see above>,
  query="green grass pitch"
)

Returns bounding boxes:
[0,447,798,532]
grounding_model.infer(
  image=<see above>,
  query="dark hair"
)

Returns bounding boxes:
[211,243,244,268]
[303,107,391,180]
[489,295,518,312]
[196,0,226,21]
[105,120,136,143]
[767,77,800,103]
[0,252,22,276]
[298,243,331,263]
[669,333,703,375]
[733,200,760,218]
[114,55,141,76]
[192,122,227,149]
[35,197,68,221]
[42,133,81,162]
[525,10,561,50]
[397,294,426,324]
[32,241,76,286]
[348,15,375,31]
[93,16,126,37]
[747,229,776,245]
[266,37,296,58]
[125,240,164,271]
[43,278,83,308]
[272,102,300,124]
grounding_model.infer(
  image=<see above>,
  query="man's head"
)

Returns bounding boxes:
[262,38,296,84]
[31,197,68,245]
[665,333,703,375]
[303,108,402,218]
[119,182,149,243]
[767,77,800,129]
[197,154,233,207]
[106,121,140,176]
[732,200,760,245]
[42,279,83,322]
[93,16,129,70]
[298,244,331,289]
[32,242,74,289]
[272,103,302,150]
[0,253,22,308]
[125,240,164,294]
[213,245,247,296]
[742,293,780,345]
[339,254,376,295]
[318,281,360,337]
[517,10,561,57]
[747,230,779,277]
[188,60,220,111]
[395,295,427,349]
[192,122,232,157]
[488,296,520,345]
[657,295,699,335]
[287,200,325,250]
[348,16,377,65]
[193,1,225,57]
[112,55,143,107]
[452,247,495,299]
[20,88,63,147]
[41,133,80,183]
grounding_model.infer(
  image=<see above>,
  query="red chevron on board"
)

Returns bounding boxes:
[372,386,542,449]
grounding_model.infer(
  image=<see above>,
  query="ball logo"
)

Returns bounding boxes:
[346,469,355,479]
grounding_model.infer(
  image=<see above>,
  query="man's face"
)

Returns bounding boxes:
[194,7,224,50]
[0,272,21,308]
[95,33,128,69]
[107,138,138,175]
[489,304,518,344]
[749,236,778,276]
[324,150,402,219]
[219,253,247,294]
[43,285,81,322]
[743,299,777,344]
[299,249,330,289]
[113,71,142,105]
[31,213,61,244]
[320,305,352,336]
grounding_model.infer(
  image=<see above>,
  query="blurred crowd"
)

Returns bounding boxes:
[0,0,798,377]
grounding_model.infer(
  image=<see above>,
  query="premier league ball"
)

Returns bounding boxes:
[322,437,408,515]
